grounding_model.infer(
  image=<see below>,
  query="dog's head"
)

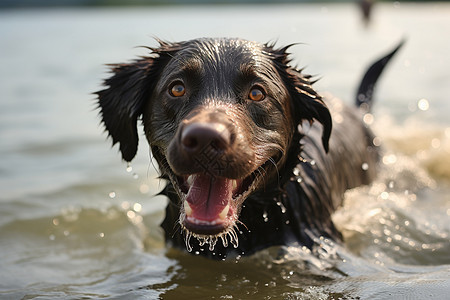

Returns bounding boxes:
[97,38,331,247]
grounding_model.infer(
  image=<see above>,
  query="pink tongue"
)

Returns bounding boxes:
[186,175,232,221]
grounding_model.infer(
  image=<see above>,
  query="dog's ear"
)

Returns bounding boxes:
[96,57,164,162]
[287,71,332,153]
[268,44,332,152]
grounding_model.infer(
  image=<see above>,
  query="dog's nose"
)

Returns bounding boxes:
[181,123,230,154]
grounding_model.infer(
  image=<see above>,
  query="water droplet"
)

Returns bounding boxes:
[49,235,55,241]
[126,163,133,173]
[208,236,217,251]
[235,255,242,264]
[363,113,374,125]
[373,136,382,146]
[221,235,229,248]
[126,210,136,219]
[263,211,268,222]
[133,203,142,212]
[417,98,429,111]
[185,232,193,252]
[310,160,316,166]
[52,218,60,226]
[276,202,287,214]
[99,232,105,238]
[228,228,239,248]
[108,191,116,199]
[361,163,369,171]
[382,154,397,165]
[198,237,206,247]
[389,181,395,189]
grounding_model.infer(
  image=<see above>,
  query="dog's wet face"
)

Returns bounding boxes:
[97,37,332,251]
[143,39,294,239]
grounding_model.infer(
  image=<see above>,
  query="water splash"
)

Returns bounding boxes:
[220,235,229,247]
[184,232,193,252]
[228,226,239,248]
[208,236,217,251]
[195,235,218,251]
[182,225,240,253]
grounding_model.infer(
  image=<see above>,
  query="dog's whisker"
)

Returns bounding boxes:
[268,156,281,188]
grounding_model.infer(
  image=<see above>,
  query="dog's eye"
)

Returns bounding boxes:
[169,82,186,97]
[248,86,265,101]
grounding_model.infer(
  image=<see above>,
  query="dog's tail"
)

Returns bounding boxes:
[355,39,405,111]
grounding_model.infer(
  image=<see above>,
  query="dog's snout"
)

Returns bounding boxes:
[181,123,231,154]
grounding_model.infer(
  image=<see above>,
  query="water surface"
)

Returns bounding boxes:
[1,3,449,299]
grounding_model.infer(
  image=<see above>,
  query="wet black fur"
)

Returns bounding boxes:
[96,38,400,259]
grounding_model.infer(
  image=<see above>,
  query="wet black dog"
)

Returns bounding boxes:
[97,38,402,259]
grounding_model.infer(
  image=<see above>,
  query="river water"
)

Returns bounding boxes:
[0,2,449,299]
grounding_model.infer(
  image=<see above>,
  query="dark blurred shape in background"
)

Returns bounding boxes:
[359,0,374,26]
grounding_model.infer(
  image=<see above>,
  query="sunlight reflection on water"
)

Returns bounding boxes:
[0,2,449,299]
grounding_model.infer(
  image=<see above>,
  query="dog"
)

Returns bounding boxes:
[96,38,402,259]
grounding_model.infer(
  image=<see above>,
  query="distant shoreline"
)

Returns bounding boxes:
[0,0,444,9]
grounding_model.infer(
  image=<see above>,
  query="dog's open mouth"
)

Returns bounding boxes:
[167,152,281,251]
[176,173,256,237]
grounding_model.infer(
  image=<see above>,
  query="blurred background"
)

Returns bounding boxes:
[1,1,449,299]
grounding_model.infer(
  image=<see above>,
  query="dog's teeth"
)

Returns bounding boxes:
[219,204,230,220]
[232,180,237,190]
[187,175,195,186]
[184,200,193,216]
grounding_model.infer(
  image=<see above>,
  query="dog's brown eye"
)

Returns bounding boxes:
[170,83,186,97]
[248,87,265,101]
